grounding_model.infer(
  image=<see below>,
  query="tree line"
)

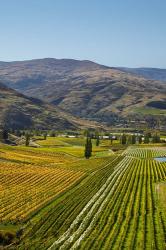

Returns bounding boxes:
[120,132,161,145]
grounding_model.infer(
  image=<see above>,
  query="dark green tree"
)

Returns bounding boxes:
[147,132,152,138]
[138,136,142,144]
[131,134,136,144]
[2,129,8,140]
[15,130,21,137]
[50,131,56,137]
[84,137,92,159]
[109,134,113,145]
[0,126,8,141]
[25,133,31,146]
[121,134,127,145]
[144,133,150,144]
[43,132,47,140]
[152,133,160,143]
[96,136,100,146]
[127,135,132,144]
[22,131,25,136]
[89,138,92,153]
[83,130,91,138]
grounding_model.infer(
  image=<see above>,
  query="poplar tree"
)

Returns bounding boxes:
[121,134,127,145]
[25,133,31,146]
[2,129,8,140]
[131,134,136,144]
[0,126,8,141]
[96,136,100,146]
[84,137,92,159]
[43,132,47,140]
[138,136,142,144]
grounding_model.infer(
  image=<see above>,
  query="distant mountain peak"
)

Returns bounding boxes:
[0,58,165,127]
[115,67,166,81]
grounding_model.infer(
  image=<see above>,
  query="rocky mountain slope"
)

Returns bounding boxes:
[0,82,101,130]
[116,67,166,82]
[0,59,165,125]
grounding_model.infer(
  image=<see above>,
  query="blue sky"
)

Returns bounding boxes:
[0,0,166,67]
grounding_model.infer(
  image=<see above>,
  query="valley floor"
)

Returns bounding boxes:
[0,137,166,250]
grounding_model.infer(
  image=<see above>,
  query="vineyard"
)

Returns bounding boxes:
[123,146,166,158]
[0,162,84,222]
[0,138,166,249]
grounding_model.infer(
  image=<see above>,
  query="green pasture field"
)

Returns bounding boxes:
[133,107,166,115]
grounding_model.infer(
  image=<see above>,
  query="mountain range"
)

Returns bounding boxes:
[0,58,165,129]
[115,67,166,82]
[0,82,102,130]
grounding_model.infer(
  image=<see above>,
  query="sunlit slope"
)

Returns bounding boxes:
[0,59,165,124]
